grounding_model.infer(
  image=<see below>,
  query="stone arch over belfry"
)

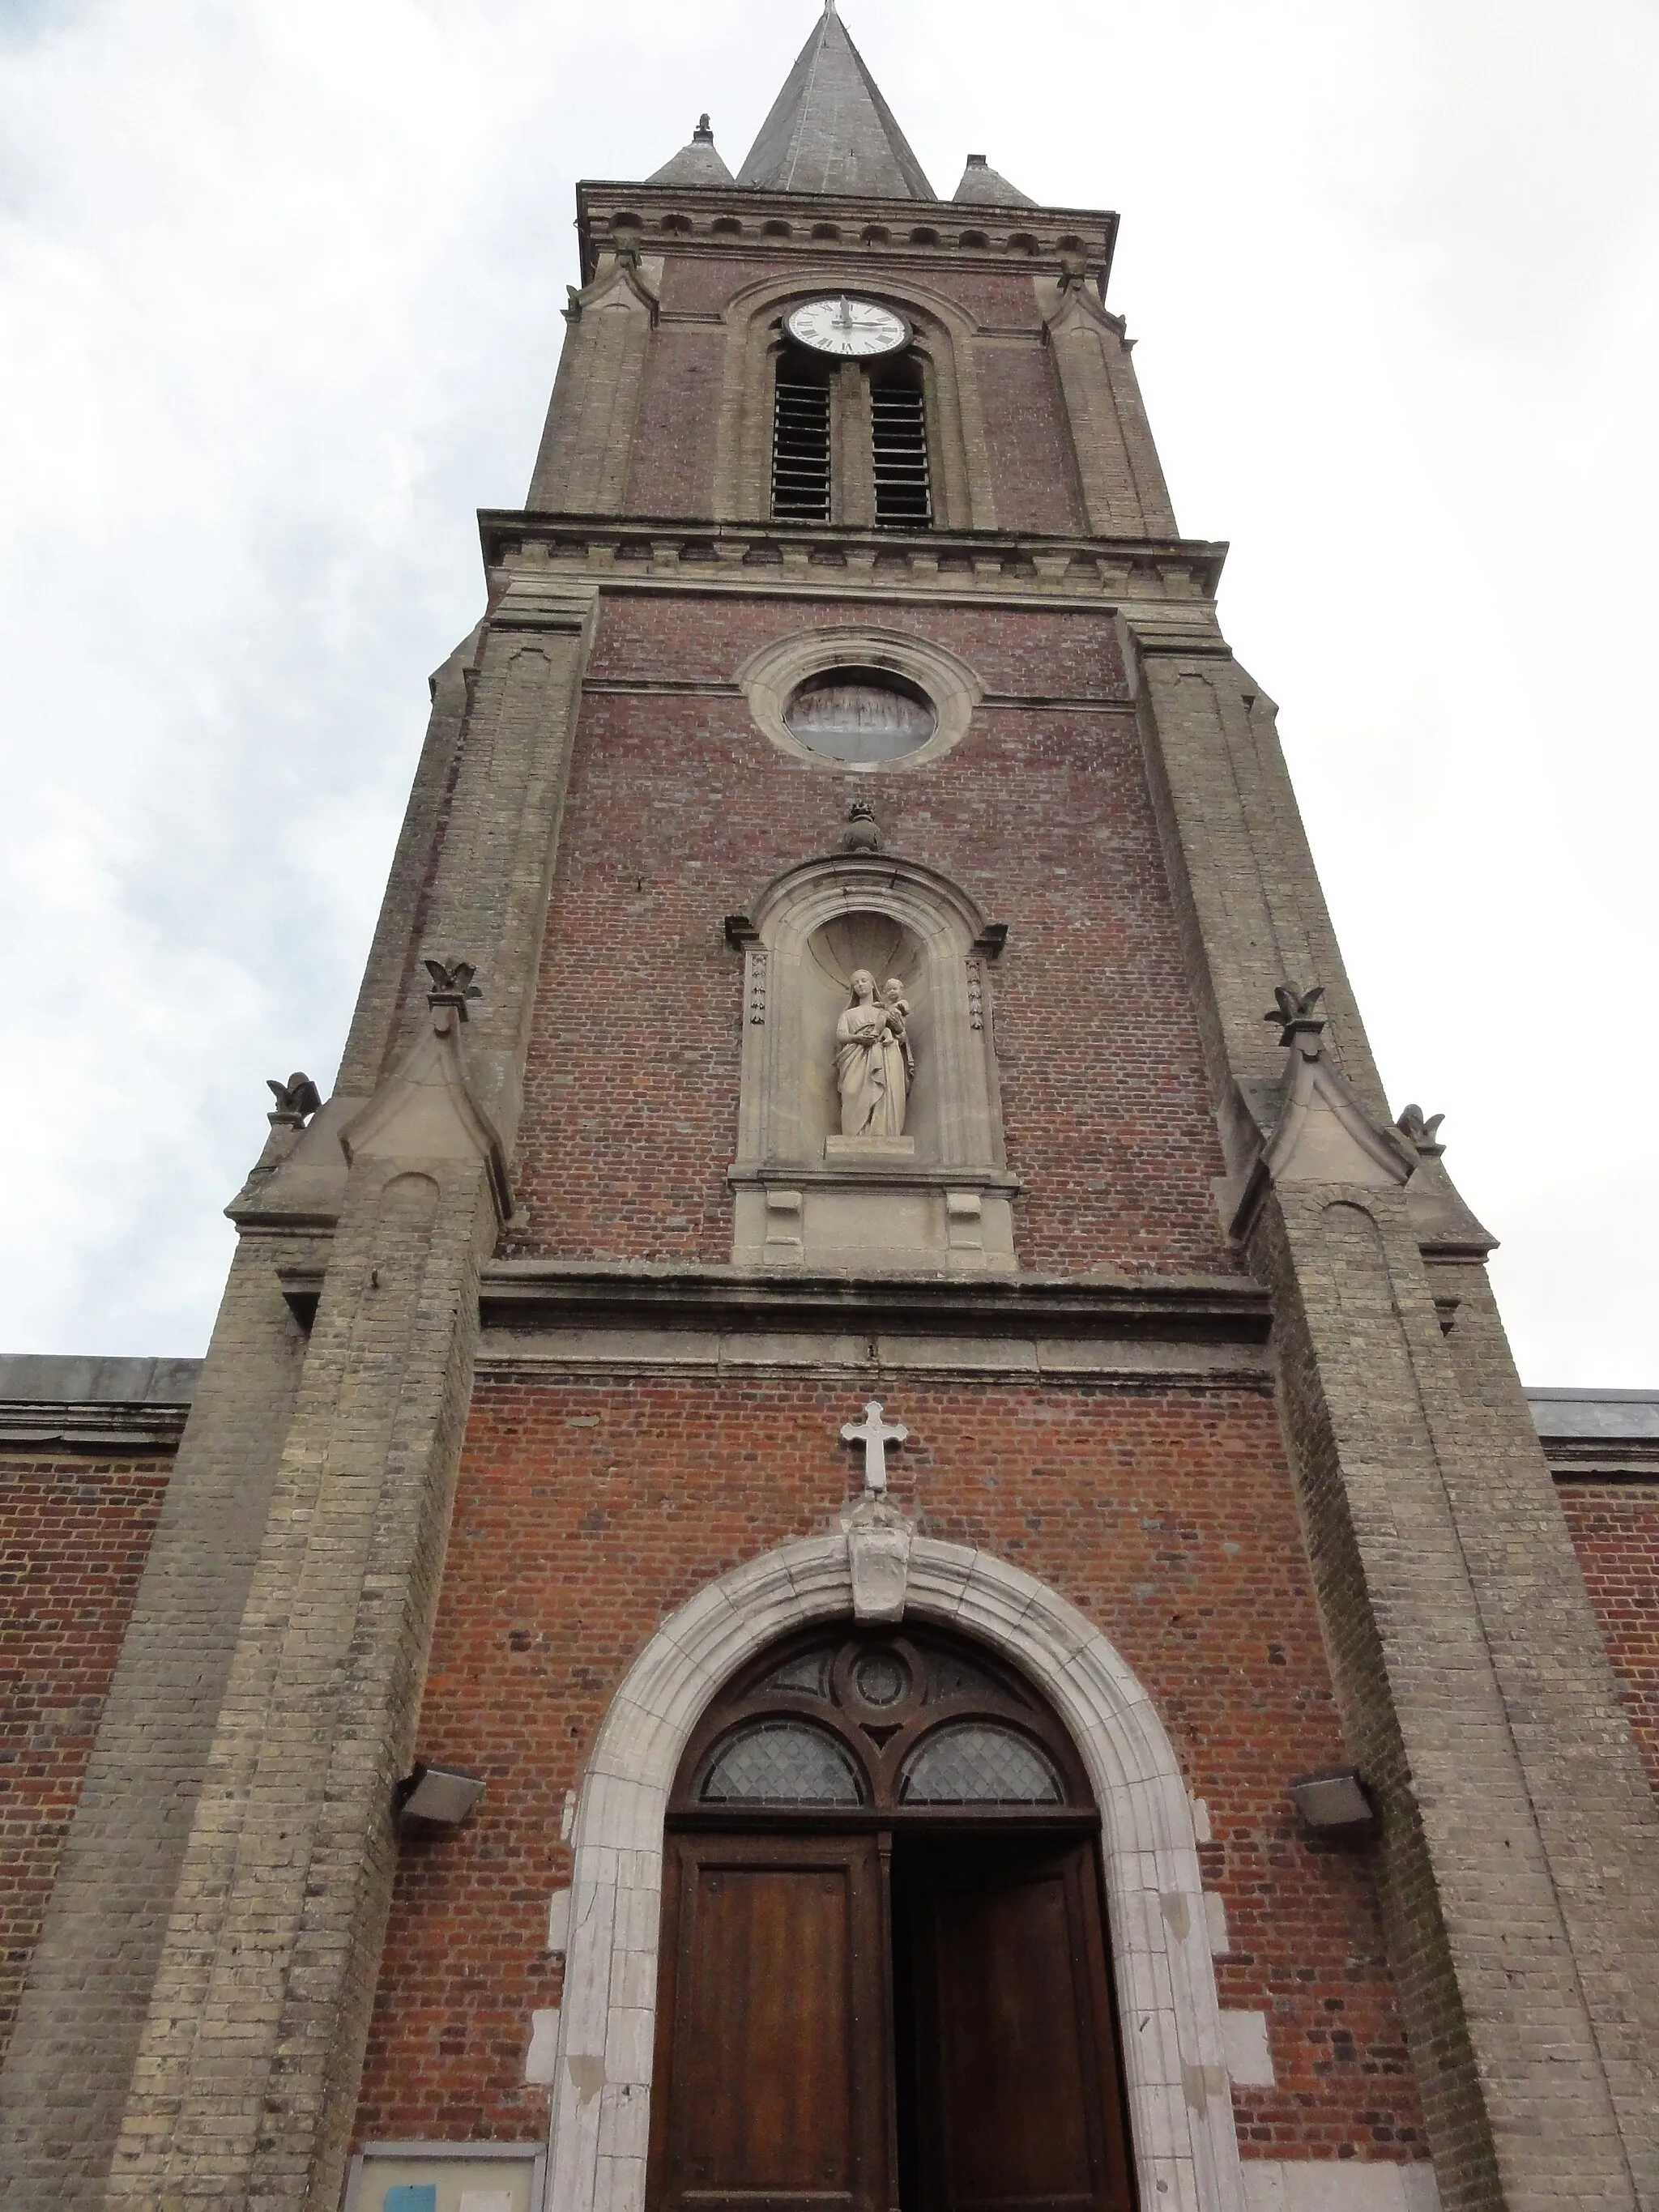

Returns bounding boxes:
[545,1536,1247,2212]
[710,269,996,528]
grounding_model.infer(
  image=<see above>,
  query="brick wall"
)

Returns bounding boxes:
[353,1372,1428,2163]
[0,1449,172,2064]
[625,252,1085,528]
[967,337,1085,534]
[1558,1482,1659,1799]
[624,322,728,521]
[507,593,1238,1277]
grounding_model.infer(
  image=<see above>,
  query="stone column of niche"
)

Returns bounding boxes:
[1124,613,1659,2211]
[527,249,662,513]
[0,1235,309,2212]
[833,360,876,527]
[1038,274,1176,539]
[102,576,599,2212]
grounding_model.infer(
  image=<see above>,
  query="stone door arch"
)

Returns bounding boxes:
[544,1536,1247,2212]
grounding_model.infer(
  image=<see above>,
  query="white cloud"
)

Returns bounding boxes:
[1,0,1655,1380]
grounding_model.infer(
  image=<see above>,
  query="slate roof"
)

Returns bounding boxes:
[952,155,1035,207]
[738,5,935,200]
[647,117,736,188]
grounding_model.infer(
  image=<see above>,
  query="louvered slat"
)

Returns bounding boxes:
[772,377,831,520]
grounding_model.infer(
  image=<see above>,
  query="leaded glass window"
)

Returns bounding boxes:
[759,1647,834,1699]
[701,1721,864,1805]
[672,1626,1090,1818]
[898,1724,1064,1805]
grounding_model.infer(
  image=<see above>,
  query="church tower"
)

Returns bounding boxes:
[2,11,1656,2211]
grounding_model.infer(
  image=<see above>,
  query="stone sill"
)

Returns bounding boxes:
[728,1161,1022,1194]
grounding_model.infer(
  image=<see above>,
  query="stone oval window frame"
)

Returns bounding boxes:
[738,624,983,774]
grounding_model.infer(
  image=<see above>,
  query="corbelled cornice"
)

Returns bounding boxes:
[576,181,1117,294]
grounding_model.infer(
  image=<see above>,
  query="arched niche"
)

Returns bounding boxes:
[730,852,1016,1273]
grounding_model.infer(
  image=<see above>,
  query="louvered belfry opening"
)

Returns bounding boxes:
[772,353,833,520]
[872,365,932,526]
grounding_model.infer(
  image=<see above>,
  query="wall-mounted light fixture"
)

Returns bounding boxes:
[1290,1766,1377,1839]
[395,1761,485,1831]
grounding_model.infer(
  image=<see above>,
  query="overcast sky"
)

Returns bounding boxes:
[2,0,1656,1382]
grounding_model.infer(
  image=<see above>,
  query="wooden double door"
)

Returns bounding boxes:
[646,1826,1135,2212]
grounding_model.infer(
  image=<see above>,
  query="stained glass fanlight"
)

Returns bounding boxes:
[701,1721,865,1805]
[898,1723,1064,1805]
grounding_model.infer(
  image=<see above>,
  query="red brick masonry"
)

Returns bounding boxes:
[0,1451,170,2063]
[508,594,1239,1281]
[1559,1483,1659,1801]
[356,1375,1429,2162]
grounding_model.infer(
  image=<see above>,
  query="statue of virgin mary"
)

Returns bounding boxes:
[834,969,908,1140]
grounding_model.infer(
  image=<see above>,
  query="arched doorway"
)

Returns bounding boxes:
[645,1622,1137,2212]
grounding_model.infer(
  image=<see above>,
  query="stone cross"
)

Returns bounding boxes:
[842,1399,908,1495]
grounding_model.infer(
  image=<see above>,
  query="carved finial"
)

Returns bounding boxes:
[693,113,714,143]
[424,960,484,1022]
[841,800,883,854]
[266,1072,322,1131]
[1396,1103,1447,1157]
[1265,982,1326,1050]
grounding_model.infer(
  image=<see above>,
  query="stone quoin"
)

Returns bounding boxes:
[1,9,1656,2212]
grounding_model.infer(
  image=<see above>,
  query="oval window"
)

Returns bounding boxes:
[784,667,937,762]
[898,1723,1064,1805]
[700,1720,865,1805]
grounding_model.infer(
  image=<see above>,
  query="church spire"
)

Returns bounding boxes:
[737,6,935,201]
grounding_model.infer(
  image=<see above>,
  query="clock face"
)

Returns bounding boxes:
[787,296,910,359]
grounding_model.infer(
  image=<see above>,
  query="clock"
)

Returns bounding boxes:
[786,296,911,360]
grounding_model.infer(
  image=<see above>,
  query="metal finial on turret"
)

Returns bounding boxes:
[693,113,713,143]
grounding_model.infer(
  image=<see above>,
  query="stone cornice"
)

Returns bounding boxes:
[473,1261,1269,1344]
[480,512,1228,610]
[0,1400,191,1452]
[272,1260,1269,1344]
[576,180,1117,292]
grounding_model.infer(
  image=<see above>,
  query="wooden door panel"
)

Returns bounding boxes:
[682,1865,854,2195]
[650,1833,890,2212]
[933,1866,1092,2206]
[909,1840,1132,2212]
